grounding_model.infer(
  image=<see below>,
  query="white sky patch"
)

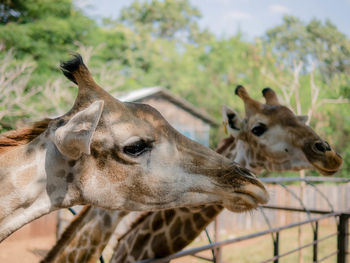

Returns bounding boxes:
[75,0,94,9]
[269,4,290,14]
[226,10,253,20]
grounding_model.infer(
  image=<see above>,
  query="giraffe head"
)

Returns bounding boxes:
[222,85,342,175]
[44,55,268,213]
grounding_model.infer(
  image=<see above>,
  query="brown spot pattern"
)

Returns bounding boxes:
[66,172,74,183]
[164,209,175,225]
[68,160,76,167]
[152,212,164,231]
[151,233,171,257]
[131,233,151,260]
[170,217,182,239]
[184,219,197,240]
[193,212,206,230]
[173,236,187,253]
[103,214,112,227]
[204,205,220,219]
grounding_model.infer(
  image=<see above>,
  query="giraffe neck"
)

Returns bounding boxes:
[42,207,128,263]
[217,135,255,172]
[218,135,281,174]
[111,205,223,262]
[0,135,80,241]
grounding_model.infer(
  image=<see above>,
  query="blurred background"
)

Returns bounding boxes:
[0,0,349,176]
[0,0,349,262]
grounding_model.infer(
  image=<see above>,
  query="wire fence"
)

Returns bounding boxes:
[137,177,350,263]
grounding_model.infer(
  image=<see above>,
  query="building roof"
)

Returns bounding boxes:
[117,87,218,126]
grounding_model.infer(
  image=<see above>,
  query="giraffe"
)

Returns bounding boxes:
[0,55,269,242]
[43,86,343,263]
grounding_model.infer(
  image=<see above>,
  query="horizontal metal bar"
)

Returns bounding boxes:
[137,212,340,263]
[259,232,337,263]
[261,176,350,183]
[190,254,213,261]
[261,205,335,214]
[317,250,338,262]
[317,232,338,241]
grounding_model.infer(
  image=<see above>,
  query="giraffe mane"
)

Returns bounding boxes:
[0,118,51,153]
[60,53,84,85]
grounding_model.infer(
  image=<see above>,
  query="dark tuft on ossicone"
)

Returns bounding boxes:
[235,85,244,95]
[262,87,272,96]
[60,54,85,85]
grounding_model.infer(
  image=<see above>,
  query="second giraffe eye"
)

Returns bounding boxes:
[123,140,152,157]
[251,123,267,137]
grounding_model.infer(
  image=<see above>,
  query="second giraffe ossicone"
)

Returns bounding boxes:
[0,55,268,242]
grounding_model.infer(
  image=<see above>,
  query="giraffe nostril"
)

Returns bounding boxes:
[314,142,330,153]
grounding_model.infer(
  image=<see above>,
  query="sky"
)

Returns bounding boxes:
[75,0,350,39]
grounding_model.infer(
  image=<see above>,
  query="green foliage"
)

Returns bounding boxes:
[265,15,350,81]
[1,0,349,177]
[0,0,99,85]
[118,0,205,42]
[0,0,72,24]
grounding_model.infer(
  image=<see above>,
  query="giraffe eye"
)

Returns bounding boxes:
[123,140,152,157]
[251,123,267,137]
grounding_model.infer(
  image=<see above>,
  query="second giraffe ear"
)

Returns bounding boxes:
[53,100,104,160]
[222,105,242,136]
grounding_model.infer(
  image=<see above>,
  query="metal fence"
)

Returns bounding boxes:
[137,177,350,263]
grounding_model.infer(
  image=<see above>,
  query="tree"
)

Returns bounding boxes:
[118,0,211,43]
[264,15,350,81]
[0,0,98,85]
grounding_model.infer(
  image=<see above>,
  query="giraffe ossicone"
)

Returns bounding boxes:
[0,55,268,242]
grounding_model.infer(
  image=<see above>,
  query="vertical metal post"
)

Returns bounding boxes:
[214,217,222,263]
[273,232,280,263]
[298,171,305,263]
[313,221,318,262]
[337,214,349,263]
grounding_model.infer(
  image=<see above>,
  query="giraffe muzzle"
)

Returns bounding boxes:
[222,174,269,213]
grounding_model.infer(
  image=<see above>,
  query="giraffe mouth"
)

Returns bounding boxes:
[223,194,260,212]
[311,152,343,176]
[223,185,269,213]
[314,166,340,176]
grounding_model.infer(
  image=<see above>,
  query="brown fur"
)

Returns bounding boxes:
[216,135,235,154]
[0,119,51,153]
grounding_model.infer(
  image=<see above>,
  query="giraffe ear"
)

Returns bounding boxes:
[222,105,242,136]
[297,115,308,123]
[54,100,104,160]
